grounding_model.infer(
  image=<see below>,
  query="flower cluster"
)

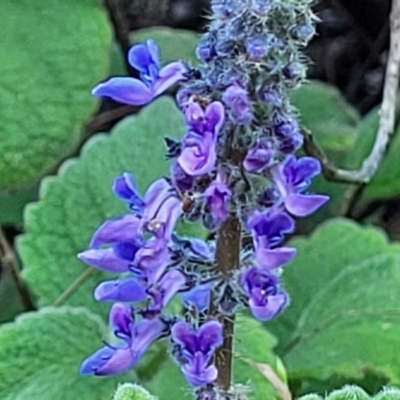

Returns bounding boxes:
[80,0,328,396]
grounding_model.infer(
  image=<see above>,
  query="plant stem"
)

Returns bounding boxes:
[300,0,400,185]
[0,226,35,311]
[214,216,242,391]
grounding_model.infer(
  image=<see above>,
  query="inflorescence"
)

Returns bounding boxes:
[79,0,328,398]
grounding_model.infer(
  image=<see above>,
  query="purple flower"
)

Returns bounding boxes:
[171,320,223,387]
[147,269,188,313]
[294,24,316,45]
[241,267,288,321]
[246,34,270,60]
[133,237,172,283]
[247,211,296,270]
[211,0,241,20]
[94,278,147,302]
[257,85,282,107]
[78,214,143,272]
[78,247,133,273]
[92,40,187,106]
[222,83,253,125]
[80,303,166,376]
[141,179,183,240]
[89,214,142,249]
[272,115,303,154]
[271,155,329,217]
[251,0,273,15]
[178,102,225,176]
[113,173,145,214]
[181,284,211,313]
[171,161,195,192]
[243,141,274,172]
[204,174,231,225]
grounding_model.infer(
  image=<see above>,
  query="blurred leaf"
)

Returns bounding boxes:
[113,383,157,400]
[291,81,359,157]
[268,219,400,386]
[0,306,128,400]
[347,108,400,200]
[133,28,199,65]
[234,316,279,399]
[144,358,192,400]
[18,98,199,317]
[297,386,400,400]
[0,0,111,188]
[0,184,39,225]
[146,315,279,400]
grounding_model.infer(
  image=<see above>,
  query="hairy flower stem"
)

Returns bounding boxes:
[213,216,241,391]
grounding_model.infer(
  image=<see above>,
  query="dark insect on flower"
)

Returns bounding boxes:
[184,68,203,80]
[181,191,196,214]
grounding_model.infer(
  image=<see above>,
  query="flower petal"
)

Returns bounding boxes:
[94,278,147,302]
[112,173,144,212]
[109,303,134,338]
[153,61,188,97]
[292,157,321,185]
[285,193,329,217]
[182,354,218,387]
[255,247,297,270]
[131,318,166,357]
[181,284,211,313]
[142,179,172,222]
[92,77,153,106]
[90,214,142,248]
[205,101,225,134]
[78,248,131,273]
[198,320,223,355]
[128,40,159,73]
[171,321,198,353]
[178,132,217,176]
[249,292,288,321]
[156,269,187,309]
[80,346,136,376]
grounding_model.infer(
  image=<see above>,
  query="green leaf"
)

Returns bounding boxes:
[326,386,370,400]
[291,81,359,157]
[0,0,111,188]
[297,386,400,400]
[375,388,400,400]
[267,219,400,386]
[144,358,192,400]
[0,306,129,400]
[0,184,39,224]
[113,383,158,400]
[133,28,199,66]
[234,316,279,399]
[18,98,191,317]
[347,108,400,200]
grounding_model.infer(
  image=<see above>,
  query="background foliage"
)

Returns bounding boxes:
[1,1,399,399]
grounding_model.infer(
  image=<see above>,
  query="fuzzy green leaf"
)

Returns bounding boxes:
[0,307,129,400]
[268,219,400,386]
[113,383,158,400]
[0,0,111,188]
[297,386,400,400]
[291,81,359,156]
